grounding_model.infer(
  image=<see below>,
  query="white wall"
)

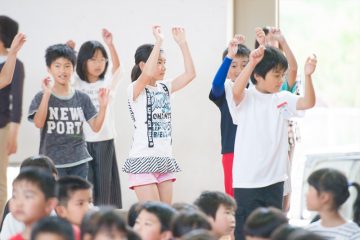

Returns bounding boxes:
[1,0,233,209]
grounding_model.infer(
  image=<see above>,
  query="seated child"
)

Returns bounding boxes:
[171,210,212,239]
[30,216,74,240]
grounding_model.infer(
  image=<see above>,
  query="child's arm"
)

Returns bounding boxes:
[211,35,243,99]
[170,27,196,93]
[232,45,265,105]
[132,26,163,100]
[271,28,298,89]
[33,78,52,128]
[0,33,26,89]
[102,28,120,74]
[87,88,109,132]
[296,54,317,110]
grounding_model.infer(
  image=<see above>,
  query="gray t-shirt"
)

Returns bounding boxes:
[28,90,97,167]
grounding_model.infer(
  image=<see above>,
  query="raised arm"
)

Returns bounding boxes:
[270,28,298,89]
[102,28,120,74]
[132,26,164,100]
[170,27,196,93]
[33,78,52,128]
[232,45,265,105]
[297,54,317,110]
[87,88,109,132]
[211,35,243,99]
[0,33,26,89]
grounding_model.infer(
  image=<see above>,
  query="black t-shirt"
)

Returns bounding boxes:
[209,91,236,154]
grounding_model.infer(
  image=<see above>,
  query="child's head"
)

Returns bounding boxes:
[134,201,176,240]
[128,202,143,228]
[222,43,250,81]
[171,210,212,239]
[21,155,58,178]
[10,167,57,225]
[250,46,288,92]
[131,44,165,82]
[243,207,288,240]
[0,15,19,48]
[194,191,236,238]
[92,209,128,240]
[181,229,216,240]
[272,225,325,240]
[30,216,74,240]
[55,176,93,226]
[45,44,77,85]
[76,41,109,82]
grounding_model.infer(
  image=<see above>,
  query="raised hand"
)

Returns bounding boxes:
[172,27,187,45]
[227,37,240,59]
[102,28,113,46]
[234,34,246,45]
[304,54,317,76]
[153,25,164,43]
[255,27,266,46]
[98,87,110,107]
[250,45,265,65]
[41,77,52,94]
[66,40,76,49]
[269,27,285,44]
[9,33,26,54]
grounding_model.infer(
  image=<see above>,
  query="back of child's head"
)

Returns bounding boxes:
[172,202,199,212]
[281,228,325,240]
[76,40,109,82]
[20,155,58,177]
[30,216,74,240]
[128,202,143,227]
[131,43,164,82]
[250,46,288,85]
[194,191,236,219]
[45,43,77,68]
[92,209,128,240]
[140,201,176,232]
[171,210,212,238]
[81,208,102,240]
[307,168,360,225]
[222,43,250,60]
[0,15,19,48]
[244,207,288,239]
[181,229,216,240]
[14,167,56,199]
[56,176,92,206]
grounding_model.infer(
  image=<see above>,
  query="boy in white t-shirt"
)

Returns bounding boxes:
[226,43,317,240]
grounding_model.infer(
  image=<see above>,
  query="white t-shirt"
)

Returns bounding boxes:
[225,84,304,188]
[0,213,24,240]
[123,80,180,174]
[73,68,123,142]
[307,220,360,240]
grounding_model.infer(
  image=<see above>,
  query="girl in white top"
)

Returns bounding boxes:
[73,29,122,208]
[306,168,360,240]
[124,26,196,204]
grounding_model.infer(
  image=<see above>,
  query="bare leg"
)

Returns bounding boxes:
[158,180,173,204]
[134,184,160,202]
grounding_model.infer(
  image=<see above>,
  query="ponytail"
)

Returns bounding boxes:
[131,43,155,82]
[349,182,360,226]
[131,64,142,82]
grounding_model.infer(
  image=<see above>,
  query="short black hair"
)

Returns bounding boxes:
[140,201,176,232]
[128,202,143,228]
[76,40,109,82]
[93,209,128,238]
[244,207,288,238]
[0,15,19,48]
[20,155,58,176]
[222,43,250,60]
[194,191,236,220]
[250,46,288,85]
[30,216,74,240]
[45,44,77,67]
[182,229,216,240]
[56,176,92,206]
[172,210,212,238]
[14,167,56,199]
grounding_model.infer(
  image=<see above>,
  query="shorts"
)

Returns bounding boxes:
[128,172,176,189]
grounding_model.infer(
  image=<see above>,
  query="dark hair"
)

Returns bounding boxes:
[271,224,305,240]
[80,208,103,240]
[20,155,58,176]
[307,168,360,225]
[128,202,143,227]
[181,229,216,240]
[287,229,325,240]
[126,227,141,240]
[93,209,128,238]
[244,207,288,238]
[45,44,77,67]
[30,216,74,240]
[194,191,237,219]
[76,41,109,82]
[14,167,56,199]
[56,176,92,206]
[222,43,250,60]
[172,210,212,238]
[250,46,288,85]
[172,202,199,212]
[140,201,176,232]
[0,16,19,48]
